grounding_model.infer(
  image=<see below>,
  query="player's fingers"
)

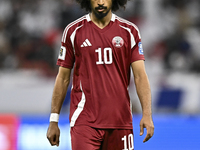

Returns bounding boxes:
[47,134,57,146]
[47,132,52,143]
[148,125,154,137]
[150,126,154,137]
[143,126,154,143]
[55,133,60,146]
[47,136,54,145]
[46,124,60,146]
[143,133,151,143]
[140,124,144,136]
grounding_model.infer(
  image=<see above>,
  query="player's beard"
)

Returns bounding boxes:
[93,5,111,20]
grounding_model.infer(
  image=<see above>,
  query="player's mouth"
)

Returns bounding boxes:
[95,6,107,13]
[97,8,105,12]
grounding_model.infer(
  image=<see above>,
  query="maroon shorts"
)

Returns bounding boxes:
[70,125,134,150]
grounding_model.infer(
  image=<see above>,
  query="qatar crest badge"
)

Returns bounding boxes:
[112,36,124,48]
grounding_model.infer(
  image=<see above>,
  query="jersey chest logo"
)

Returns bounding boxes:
[81,39,92,47]
[112,36,124,48]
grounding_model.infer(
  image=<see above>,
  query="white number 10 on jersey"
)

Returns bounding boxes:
[95,47,113,65]
[122,134,134,150]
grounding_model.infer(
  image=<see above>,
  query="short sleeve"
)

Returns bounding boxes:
[57,29,75,69]
[130,27,145,63]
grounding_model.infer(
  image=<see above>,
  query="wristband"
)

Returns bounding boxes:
[49,113,59,122]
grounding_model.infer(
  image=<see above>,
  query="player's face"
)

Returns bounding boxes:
[90,0,112,20]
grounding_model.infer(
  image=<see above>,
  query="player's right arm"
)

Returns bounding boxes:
[47,66,71,146]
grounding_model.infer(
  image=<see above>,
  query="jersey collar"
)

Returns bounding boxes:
[86,13,116,22]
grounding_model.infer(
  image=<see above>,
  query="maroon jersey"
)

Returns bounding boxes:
[57,14,145,129]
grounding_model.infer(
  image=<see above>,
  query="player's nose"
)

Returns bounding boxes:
[97,0,105,5]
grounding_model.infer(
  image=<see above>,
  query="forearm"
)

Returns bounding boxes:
[51,68,71,114]
[51,77,69,113]
[134,73,152,117]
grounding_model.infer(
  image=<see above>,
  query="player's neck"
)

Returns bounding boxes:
[90,11,112,29]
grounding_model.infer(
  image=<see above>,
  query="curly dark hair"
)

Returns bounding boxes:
[75,0,128,12]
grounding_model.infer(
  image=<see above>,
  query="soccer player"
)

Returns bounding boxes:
[46,0,154,149]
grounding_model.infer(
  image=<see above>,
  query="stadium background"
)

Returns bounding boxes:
[0,0,200,149]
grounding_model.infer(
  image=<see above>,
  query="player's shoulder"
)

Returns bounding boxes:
[61,15,87,42]
[65,15,87,31]
[114,14,140,31]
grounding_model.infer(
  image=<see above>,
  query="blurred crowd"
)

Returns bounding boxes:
[150,0,200,73]
[0,0,200,75]
[0,0,85,76]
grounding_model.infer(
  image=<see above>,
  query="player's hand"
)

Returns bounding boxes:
[46,122,60,146]
[139,115,154,143]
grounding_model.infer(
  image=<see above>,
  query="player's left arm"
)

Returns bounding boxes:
[131,60,154,143]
